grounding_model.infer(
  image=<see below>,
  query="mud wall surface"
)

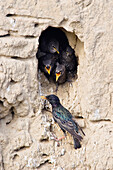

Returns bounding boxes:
[0,0,113,169]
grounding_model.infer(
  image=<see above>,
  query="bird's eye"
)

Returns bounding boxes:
[52,45,55,48]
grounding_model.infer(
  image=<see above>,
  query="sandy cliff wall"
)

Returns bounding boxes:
[0,0,113,169]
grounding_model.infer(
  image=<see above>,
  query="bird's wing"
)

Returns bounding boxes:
[53,109,83,141]
[72,117,85,136]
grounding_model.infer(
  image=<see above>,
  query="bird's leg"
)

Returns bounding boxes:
[50,132,66,142]
[57,136,66,141]
[50,132,59,141]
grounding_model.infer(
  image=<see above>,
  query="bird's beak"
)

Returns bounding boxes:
[45,66,51,75]
[41,96,47,100]
[53,47,59,54]
[56,72,61,81]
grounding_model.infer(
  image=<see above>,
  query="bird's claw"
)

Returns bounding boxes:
[50,133,66,142]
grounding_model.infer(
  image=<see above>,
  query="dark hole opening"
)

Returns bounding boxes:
[25,35,35,38]
[11,56,18,59]
[6,14,15,17]
[0,34,10,37]
[10,107,15,119]
[6,107,15,125]
[0,100,3,106]
[36,26,78,88]
[34,23,39,27]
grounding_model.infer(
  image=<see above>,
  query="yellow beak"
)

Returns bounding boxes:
[56,72,61,82]
[45,66,51,75]
[53,47,59,54]
[41,96,47,100]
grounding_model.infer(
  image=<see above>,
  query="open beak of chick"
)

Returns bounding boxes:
[56,72,61,82]
[45,65,51,75]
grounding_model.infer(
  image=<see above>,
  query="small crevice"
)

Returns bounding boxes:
[11,56,18,59]
[10,78,16,84]
[90,119,111,123]
[6,107,15,125]
[41,153,48,157]
[6,121,11,125]
[12,154,19,160]
[0,100,3,106]
[10,56,30,61]
[6,14,16,17]
[74,116,84,119]
[37,160,49,169]
[34,23,39,27]
[6,13,52,20]
[14,146,29,152]
[25,35,36,38]
[2,155,5,170]
[11,107,15,119]
[0,34,10,37]
[39,137,49,142]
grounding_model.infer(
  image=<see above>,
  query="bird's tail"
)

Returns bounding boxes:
[73,136,81,149]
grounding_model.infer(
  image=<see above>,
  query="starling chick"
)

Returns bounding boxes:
[61,45,78,73]
[40,37,59,54]
[38,53,59,78]
[55,62,66,84]
[39,26,69,54]
[41,95,85,149]
[36,48,46,59]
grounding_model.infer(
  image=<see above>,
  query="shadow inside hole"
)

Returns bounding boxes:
[10,78,16,85]
[0,34,10,37]
[6,14,16,17]
[0,100,3,106]
[36,26,78,88]
[11,56,18,59]
[6,107,15,125]
[34,23,39,27]
[10,107,15,119]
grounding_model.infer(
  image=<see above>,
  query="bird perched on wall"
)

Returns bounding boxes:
[61,45,78,74]
[38,53,59,79]
[41,94,85,149]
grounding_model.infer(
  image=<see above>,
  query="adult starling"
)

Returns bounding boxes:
[41,95,85,149]
[61,45,78,73]
[38,53,59,78]
[55,62,66,84]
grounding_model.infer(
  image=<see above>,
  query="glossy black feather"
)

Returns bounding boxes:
[45,95,85,149]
